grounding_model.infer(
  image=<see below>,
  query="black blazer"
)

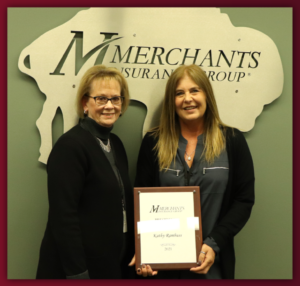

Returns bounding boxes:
[36,125,134,279]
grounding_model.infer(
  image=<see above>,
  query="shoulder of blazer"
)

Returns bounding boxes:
[142,131,159,148]
[54,124,93,146]
[47,125,96,164]
[225,127,246,148]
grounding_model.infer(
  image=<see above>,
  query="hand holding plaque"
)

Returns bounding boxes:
[128,255,158,276]
[190,244,215,274]
[134,186,202,271]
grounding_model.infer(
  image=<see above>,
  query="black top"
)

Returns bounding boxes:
[135,128,255,279]
[79,116,112,142]
[36,124,134,279]
[80,117,127,215]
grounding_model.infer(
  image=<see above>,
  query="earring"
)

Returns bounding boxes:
[119,111,122,117]
[84,109,88,114]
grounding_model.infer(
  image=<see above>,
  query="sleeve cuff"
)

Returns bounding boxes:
[203,236,220,255]
[66,270,90,279]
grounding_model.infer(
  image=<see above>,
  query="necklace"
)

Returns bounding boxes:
[98,138,111,152]
[185,150,195,161]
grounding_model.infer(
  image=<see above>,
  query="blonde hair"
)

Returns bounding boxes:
[76,65,130,118]
[153,64,227,170]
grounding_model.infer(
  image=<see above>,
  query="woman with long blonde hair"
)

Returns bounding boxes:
[134,64,255,279]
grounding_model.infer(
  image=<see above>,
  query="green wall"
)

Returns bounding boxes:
[7,8,292,279]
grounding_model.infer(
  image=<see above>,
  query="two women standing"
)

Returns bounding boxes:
[36,64,254,279]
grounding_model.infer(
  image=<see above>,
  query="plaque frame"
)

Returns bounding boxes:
[134,186,202,271]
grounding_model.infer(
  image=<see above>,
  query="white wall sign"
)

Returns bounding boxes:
[18,8,284,164]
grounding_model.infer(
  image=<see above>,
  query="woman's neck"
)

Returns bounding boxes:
[179,119,204,140]
[80,116,113,140]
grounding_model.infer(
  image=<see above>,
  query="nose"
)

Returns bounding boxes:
[184,92,193,102]
[104,99,114,108]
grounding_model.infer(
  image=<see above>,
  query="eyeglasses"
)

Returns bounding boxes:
[85,95,124,106]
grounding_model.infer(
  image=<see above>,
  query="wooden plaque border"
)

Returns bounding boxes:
[134,186,202,271]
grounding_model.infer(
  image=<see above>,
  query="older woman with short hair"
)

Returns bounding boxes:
[134,64,255,279]
[36,65,134,279]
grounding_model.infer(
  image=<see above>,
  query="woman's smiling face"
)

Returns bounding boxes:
[175,74,207,126]
[83,78,122,127]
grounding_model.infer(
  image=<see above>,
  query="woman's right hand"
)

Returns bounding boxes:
[129,255,158,277]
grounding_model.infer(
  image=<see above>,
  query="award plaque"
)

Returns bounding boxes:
[134,186,202,270]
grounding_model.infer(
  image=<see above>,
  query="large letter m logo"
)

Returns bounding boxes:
[50,32,122,76]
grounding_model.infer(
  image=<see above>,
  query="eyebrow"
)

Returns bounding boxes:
[176,86,200,91]
[93,93,120,97]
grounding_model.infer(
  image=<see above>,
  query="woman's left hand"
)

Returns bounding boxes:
[190,244,215,274]
[129,255,158,277]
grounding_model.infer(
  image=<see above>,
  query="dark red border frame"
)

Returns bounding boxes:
[3,1,297,285]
